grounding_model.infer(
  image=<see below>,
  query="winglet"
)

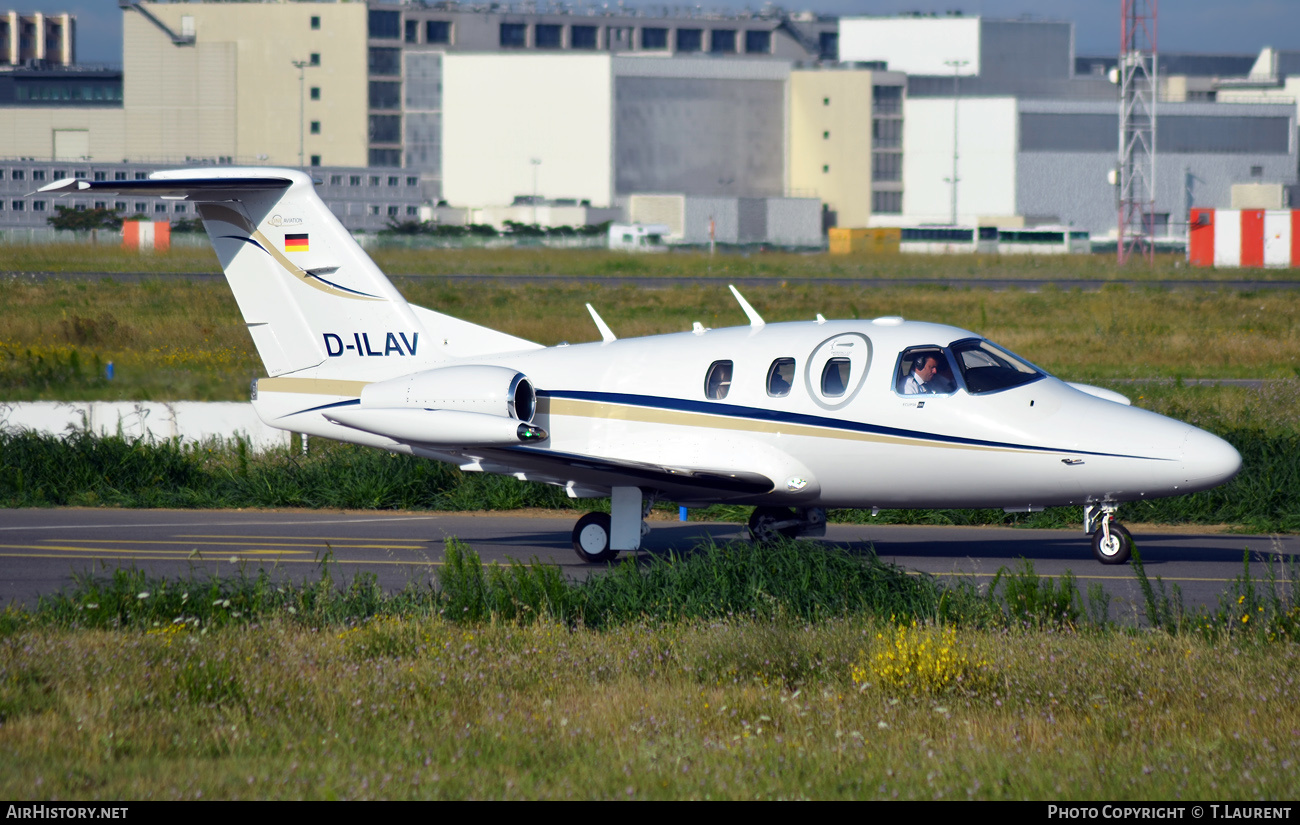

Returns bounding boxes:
[586,303,617,343]
[728,285,765,329]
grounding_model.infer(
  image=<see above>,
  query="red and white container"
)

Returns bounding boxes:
[1188,208,1300,268]
[121,220,171,251]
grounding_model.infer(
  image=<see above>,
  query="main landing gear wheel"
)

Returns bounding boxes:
[1091,521,1133,565]
[572,512,618,563]
[748,506,801,543]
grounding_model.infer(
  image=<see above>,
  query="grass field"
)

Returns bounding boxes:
[2,274,1298,402]
[3,541,1300,800]
[5,240,1300,282]
[4,247,1299,799]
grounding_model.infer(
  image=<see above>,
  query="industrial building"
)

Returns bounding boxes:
[2,10,75,65]
[838,13,1298,237]
[0,2,1297,246]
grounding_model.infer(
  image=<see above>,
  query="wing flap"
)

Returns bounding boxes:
[487,446,775,495]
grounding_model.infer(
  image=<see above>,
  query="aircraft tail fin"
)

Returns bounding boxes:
[38,168,538,381]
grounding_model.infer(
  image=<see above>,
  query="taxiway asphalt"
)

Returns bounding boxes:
[0,508,1293,622]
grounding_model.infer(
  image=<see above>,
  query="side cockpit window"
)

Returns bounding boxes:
[821,358,851,397]
[766,358,795,397]
[896,347,956,395]
[951,339,1042,394]
[704,360,733,400]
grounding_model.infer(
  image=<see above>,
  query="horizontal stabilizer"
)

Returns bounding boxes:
[38,176,292,197]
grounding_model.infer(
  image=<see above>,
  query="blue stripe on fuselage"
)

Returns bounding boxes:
[539,389,1168,462]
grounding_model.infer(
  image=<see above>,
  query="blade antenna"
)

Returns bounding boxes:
[728,284,765,329]
[586,303,617,343]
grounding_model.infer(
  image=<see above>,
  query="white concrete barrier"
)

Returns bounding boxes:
[0,401,290,453]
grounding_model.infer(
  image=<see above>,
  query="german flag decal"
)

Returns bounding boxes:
[285,233,309,252]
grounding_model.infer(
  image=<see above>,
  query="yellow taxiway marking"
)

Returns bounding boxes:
[40,538,424,550]
[177,534,434,544]
[0,543,309,556]
[0,551,443,566]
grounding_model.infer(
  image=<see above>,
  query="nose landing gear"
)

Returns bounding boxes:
[1085,503,1133,565]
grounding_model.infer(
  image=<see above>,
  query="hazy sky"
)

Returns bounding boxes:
[20,0,1300,66]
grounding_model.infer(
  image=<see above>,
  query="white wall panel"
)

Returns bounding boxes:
[1,402,289,453]
[839,17,980,76]
[443,54,613,208]
[1263,210,1293,268]
[902,97,1017,224]
[1214,209,1242,267]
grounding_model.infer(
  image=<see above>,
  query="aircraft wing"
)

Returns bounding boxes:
[504,446,775,495]
[401,442,776,503]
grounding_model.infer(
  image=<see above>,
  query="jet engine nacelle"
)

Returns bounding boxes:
[361,364,537,422]
[324,407,547,447]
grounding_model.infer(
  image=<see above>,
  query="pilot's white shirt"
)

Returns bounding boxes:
[903,372,953,394]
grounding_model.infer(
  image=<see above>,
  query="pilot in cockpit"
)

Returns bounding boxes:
[901,352,955,395]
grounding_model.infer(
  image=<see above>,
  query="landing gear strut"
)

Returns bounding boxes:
[748,506,827,543]
[571,487,649,564]
[1085,503,1132,565]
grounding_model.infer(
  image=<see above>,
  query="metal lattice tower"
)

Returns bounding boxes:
[1118,0,1157,265]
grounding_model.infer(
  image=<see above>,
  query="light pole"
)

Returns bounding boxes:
[530,158,542,227]
[943,59,968,226]
[292,59,310,169]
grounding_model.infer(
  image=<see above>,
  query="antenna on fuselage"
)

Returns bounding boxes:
[728,284,765,329]
[585,303,616,343]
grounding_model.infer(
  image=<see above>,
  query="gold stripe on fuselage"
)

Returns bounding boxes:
[259,377,370,397]
[546,396,1031,454]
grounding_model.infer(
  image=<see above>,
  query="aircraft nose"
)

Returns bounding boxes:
[1180,427,1242,489]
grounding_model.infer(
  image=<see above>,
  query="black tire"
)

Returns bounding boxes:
[748,506,800,543]
[572,512,618,563]
[1091,522,1133,565]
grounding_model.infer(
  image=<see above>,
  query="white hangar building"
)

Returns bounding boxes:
[440,54,791,210]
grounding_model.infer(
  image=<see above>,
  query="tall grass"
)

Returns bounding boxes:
[16,534,1300,645]
[2,426,1296,530]
[0,429,574,511]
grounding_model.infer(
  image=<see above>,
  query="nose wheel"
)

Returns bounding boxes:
[1085,504,1132,565]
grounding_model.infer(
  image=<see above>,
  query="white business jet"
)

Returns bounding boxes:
[40,169,1242,565]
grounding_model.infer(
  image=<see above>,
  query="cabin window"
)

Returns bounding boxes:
[704,360,733,400]
[896,347,956,395]
[766,358,795,397]
[821,358,851,397]
[951,339,1043,394]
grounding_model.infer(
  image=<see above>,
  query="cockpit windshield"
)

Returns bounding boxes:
[950,339,1044,394]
